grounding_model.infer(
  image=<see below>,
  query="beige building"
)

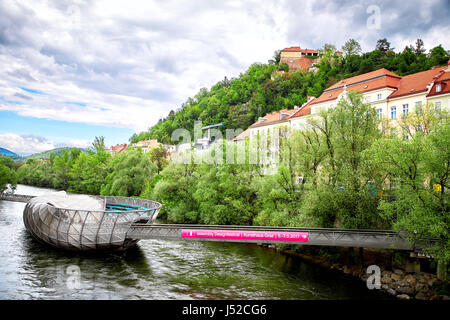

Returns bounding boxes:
[131,139,160,153]
[239,62,450,170]
[309,62,450,137]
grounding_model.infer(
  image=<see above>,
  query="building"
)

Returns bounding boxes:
[130,139,160,153]
[309,62,450,137]
[280,46,321,72]
[240,62,450,170]
[248,96,317,140]
[233,128,251,145]
[105,144,127,156]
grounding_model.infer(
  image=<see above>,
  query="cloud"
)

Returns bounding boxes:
[0,132,90,154]
[0,133,55,154]
[0,0,449,136]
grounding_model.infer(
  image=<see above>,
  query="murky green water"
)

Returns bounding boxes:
[0,185,391,300]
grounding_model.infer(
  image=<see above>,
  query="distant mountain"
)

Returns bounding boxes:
[26,147,90,160]
[1,147,92,163]
[0,147,17,156]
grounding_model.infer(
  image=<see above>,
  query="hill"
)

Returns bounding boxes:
[26,147,90,160]
[130,42,449,144]
[0,147,17,157]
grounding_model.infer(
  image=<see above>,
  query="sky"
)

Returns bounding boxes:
[0,0,449,154]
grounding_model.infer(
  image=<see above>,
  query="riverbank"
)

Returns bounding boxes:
[264,244,450,300]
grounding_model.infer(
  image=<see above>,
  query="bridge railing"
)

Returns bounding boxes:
[126,223,440,251]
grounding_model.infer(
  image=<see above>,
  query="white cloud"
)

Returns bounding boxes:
[0,133,90,154]
[0,0,449,136]
[0,133,55,154]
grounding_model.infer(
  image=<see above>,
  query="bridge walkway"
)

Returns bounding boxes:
[1,193,439,251]
[127,223,439,251]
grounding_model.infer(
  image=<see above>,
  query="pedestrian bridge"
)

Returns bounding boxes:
[1,193,439,252]
[127,223,438,251]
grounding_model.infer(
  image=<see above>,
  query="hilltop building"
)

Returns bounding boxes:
[280,46,321,72]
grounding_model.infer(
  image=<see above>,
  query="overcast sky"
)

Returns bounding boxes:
[1,0,449,154]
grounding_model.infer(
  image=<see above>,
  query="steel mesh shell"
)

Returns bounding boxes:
[23,193,161,251]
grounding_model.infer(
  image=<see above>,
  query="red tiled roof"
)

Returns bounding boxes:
[249,108,297,128]
[389,67,446,99]
[311,68,402,105]
[301,49,319,54]
[281,46,301,52]
[233,128,251,141]
[427,70,450,97]
[326,68,401,91]
[281,46,319,54]
[111,144,127,151]
[288,97,316,119]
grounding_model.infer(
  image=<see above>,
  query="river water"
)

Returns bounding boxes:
[0,185,391,300]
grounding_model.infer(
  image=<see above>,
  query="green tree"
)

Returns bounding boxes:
[376,38,393,52]
[428,45,449,66]
[366,119,450,264]
[298,91,384,229]
[101,149,156,197]
[341,39,362,56]
[69,151,111,194]
[148,162,201,223]
[149,145,168,174]
[92,136,106,152]
[0,163,17,192]
[414,39,425,55]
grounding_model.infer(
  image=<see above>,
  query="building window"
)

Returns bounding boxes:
[391,106,397,119]
[436,84,442,92]
[376,108,382,120]
[377,93,382,100]
[402,104,409,116]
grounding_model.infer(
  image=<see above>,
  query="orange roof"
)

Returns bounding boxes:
[388,67,446,99]
[288,97,316,119]
[427,70,450,97]
[281,46,319,54]
[311,68,402,105]
[250,108,297,128]
[281,46,302,52]
[111,144,127,151]
[326,68,401,91]
[233,128,251,141]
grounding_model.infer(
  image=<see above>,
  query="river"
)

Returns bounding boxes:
[0,185,391,300]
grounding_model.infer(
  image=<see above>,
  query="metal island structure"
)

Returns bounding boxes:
[22,191,161,251]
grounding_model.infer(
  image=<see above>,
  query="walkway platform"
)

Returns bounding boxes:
[126,224,439,251]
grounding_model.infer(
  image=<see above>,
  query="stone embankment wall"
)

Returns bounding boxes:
[267,245,449,300]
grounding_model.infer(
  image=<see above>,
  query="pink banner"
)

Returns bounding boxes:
[181,229,308,242]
